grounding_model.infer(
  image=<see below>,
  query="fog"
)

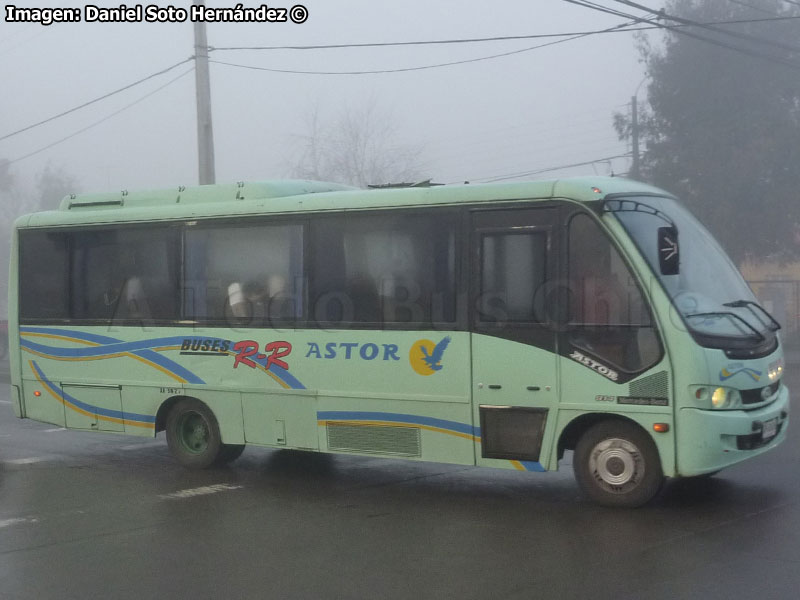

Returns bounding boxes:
[0,0,647,195]
[0,0,654,317]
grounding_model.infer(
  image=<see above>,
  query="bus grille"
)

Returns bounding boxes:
[629,370,669,400]
[326,423,422,457]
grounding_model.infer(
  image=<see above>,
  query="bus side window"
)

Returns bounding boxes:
[310,212,457,327]
[185,223,304,326]
[70,228,179,323]
[567,213,661,373]
[478,231,547,324]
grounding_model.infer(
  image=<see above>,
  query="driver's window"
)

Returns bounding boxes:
[568,213,661,373]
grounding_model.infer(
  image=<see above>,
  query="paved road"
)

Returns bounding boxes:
[0,360,798,600]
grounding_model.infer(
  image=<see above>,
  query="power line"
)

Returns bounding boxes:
[210,14,800,53]
[0,57,194,144]
[211,28,640,51]
[561,0,652,22]
[209,18,649,76]
[564,0,800,71]
[610,0,800,54]
[7,68,194,165]
[468,153,632,183]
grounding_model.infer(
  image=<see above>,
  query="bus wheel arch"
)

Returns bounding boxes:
[557,413,614,460]
[562,415,665,507]
[163,396,223,469]
[155,395,186,434]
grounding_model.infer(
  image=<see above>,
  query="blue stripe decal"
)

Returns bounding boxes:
[259,361,306,390]
[517,460,546,472]
[21,335,191,357]
[21,326,122,345]
[317,411,479,438]
[20,336,205,385]
[32,361,156,424]
[20,327,306,390]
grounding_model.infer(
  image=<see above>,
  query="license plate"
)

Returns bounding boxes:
[762,418,778,440]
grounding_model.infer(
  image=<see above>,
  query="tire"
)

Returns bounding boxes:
[216,443,246,465]
[166,398,222,469]
[574,420,664,508]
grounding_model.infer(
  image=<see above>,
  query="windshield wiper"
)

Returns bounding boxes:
[722,300,781,332]
[684,311,766,342]
[602,198,676,226]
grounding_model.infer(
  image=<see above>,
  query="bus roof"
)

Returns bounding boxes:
[17,176,672,229]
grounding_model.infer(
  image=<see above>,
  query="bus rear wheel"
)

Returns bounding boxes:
[166,398,222,469]
[574,420,664,508]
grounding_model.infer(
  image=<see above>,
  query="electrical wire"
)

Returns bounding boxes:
[561,0,651,22]
[468,153,632,183]
[0,57,195,144]
[7,68,194,165]
[211,28,641,51]
[209,18,648,76]
[4,9,799,140]
[210,14,800,53]
[611,0,800,54]
[564,0,800,70]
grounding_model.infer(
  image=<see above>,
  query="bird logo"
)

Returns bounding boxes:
[409,336,451,376]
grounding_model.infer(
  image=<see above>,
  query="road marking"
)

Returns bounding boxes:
[42,427,67,433]
[159,483,243,500]
[0,517,38,529]
[118,441,162,451]
[3,456,51,465]
[0,400,11,405]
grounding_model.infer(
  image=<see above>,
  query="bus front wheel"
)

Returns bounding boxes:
[574,420,664,508]
[166,398,222,469]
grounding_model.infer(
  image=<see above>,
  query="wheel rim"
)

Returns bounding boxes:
[177,411,210,455]
[588,437,644,492]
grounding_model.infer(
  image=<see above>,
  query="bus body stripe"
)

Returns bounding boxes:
[19,327,305,390]
[20,329,203,384]
[30,361,156,428]
[510,460,546,472]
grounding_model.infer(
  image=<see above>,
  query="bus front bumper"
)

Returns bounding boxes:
[675,385,790,477]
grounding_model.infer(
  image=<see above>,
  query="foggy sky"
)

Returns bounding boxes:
[0,0,648,196]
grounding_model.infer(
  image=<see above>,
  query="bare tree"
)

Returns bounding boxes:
[291,101,428,188]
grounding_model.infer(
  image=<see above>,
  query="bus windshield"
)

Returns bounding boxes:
[607,195,779,352]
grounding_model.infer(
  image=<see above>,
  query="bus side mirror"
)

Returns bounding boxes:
[658,226,679,275]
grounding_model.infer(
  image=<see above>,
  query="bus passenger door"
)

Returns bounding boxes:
[470,207,560,470]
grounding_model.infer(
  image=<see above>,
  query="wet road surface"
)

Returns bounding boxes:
[0,364,798,600]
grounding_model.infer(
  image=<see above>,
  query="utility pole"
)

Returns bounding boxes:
[630,95,640,180]
[194,0,216,185]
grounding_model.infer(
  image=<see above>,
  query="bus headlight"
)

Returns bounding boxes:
[711,387,730,409]
[691,386,742,410]
[768,358,784,380]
